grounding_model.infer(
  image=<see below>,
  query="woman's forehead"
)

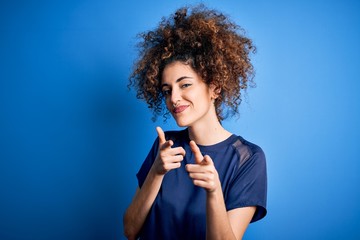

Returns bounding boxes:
[162,61,197,82]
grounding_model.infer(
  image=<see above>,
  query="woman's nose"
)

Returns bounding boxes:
[170,88,181,106]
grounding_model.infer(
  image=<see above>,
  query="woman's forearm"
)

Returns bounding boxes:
[206,190,237,240]
[123,167,164,240]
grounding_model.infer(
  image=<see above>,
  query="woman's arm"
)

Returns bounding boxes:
[206,188,256,240]
[227,207,256,239]
[123,169,164,240]
[186,141,255,240]
[123,127,186,240]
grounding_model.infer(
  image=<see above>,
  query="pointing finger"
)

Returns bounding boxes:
[190,140,203,164]
[156,126,166,145]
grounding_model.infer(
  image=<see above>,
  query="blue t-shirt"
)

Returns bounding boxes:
[137,129,267,239]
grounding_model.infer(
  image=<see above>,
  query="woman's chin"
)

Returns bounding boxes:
[174,119,189,128]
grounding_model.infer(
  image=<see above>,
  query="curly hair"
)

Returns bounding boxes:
[129,4,256,121]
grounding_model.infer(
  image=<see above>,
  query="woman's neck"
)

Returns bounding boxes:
[187,121,232,146]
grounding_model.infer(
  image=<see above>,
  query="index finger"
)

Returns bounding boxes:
[189,140,203,164]
[156,126,166,145]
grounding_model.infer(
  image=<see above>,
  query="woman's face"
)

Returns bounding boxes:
[161,61,218,127]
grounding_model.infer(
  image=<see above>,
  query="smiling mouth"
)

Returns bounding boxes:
[173,105,189,114]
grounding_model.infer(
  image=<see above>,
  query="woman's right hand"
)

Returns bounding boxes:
[152,127,186,175]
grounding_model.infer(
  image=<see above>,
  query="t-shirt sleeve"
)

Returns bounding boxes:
[136,137,159,188]
[225,147,267,223]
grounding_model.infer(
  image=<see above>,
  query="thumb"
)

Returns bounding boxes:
[189,140,203,164]
[202,155,213,165]
[156,126,166,145]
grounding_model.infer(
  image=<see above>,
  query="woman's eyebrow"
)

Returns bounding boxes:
[161,76,193,88]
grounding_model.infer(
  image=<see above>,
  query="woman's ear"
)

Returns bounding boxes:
[209,84,221,99]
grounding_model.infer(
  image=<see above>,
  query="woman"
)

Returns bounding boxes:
[124,5,267,240]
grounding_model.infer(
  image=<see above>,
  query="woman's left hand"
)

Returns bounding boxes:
[186,140,221,193]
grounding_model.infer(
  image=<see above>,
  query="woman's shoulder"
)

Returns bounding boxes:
[233,135,264,153]
[231,135,265,166]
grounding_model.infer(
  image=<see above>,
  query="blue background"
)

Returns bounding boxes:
[1,0,360,239]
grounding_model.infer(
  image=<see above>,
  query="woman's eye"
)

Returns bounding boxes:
[181,83,192,88]
[162,89,171,96]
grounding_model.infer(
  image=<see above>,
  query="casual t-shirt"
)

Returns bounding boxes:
[137,129,267,239]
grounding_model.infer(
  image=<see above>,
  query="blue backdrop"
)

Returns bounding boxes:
[1,0,360,239]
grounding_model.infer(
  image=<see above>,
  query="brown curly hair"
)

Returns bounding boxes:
[129,4,256,121]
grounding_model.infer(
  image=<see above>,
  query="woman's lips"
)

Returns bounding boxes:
[173,105,189,114]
